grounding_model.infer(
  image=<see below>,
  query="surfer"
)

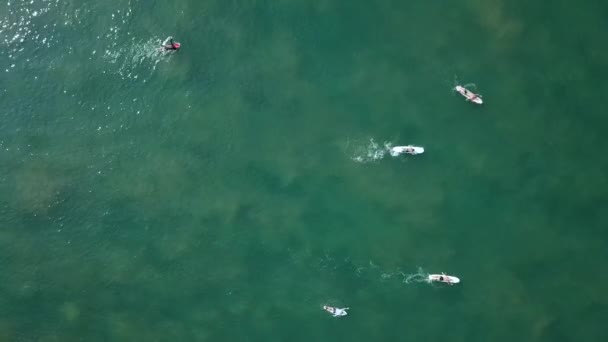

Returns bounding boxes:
[455,85,483,104]
[323,306,349,317]
[160,36,181,51]
[464,88,481,102]
[439,276,453,285]
[390,145,424,156]
[429,273,460,285]
[465,90,479,102]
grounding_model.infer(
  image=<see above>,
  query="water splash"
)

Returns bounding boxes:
[100,4,167,81]
[349,138,395,163]
[389,144,408,157]
[103,37,165,80]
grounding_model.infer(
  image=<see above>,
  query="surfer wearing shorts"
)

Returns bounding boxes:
[439,276,453,285]
[463,88,479,102]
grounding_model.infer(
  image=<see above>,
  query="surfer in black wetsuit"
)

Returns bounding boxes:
[160,36,181,51]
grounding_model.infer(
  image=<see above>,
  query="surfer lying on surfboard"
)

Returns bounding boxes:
[323,306,349,317]
[455,85,483,104]
[438,275,453,285]
[402,147,416,154]
[159,36,181,52]
[428,273,460,285]
[390,145,424,156]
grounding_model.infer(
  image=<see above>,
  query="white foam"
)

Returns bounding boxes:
[404,267,430,284]
[350,138,393,163]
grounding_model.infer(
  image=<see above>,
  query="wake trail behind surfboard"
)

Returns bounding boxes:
[315,254,433,287]
[349,138,395,163]
[404,267,430,284]
[104,38,165,80]
[348,138,416,163]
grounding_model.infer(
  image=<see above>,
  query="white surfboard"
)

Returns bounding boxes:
[390,145,424,156]
[455,85,483,104]
[428,274,460,284]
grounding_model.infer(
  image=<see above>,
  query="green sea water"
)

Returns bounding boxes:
[1,0,608,340]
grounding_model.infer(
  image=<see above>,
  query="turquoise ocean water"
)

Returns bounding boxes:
[1,0,608,340]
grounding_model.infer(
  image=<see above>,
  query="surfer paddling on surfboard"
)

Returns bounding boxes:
[160,36,181,52]
[323,306,349,317]
[390,145,424,156]
[428,273,460,285]
[455,85,483,104]
[439,275,453,285]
